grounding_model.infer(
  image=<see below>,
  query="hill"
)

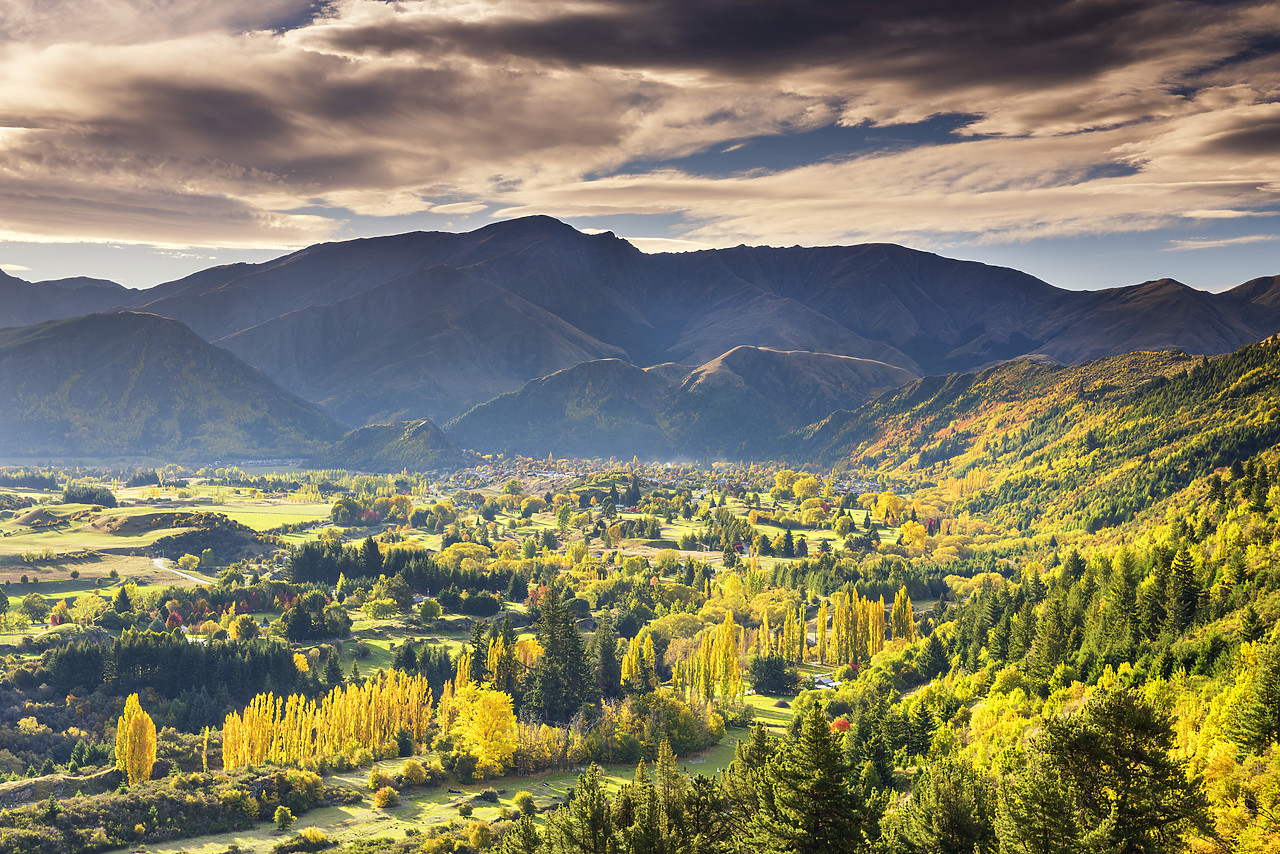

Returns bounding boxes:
[0,312,345,459]
[445,346,916,459]
[307,419,475,473]
[781,339,1280,532]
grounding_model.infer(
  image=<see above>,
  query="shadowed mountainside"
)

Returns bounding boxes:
[0,312,345,459]
[445,346,917,459]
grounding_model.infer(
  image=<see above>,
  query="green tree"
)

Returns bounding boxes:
[274,805,294,831]
[995,754,1080,854]
[20,592,50,622]
[360,536,382,577]
[1036,688,1210,854]
[891,754,995,853]
[546,764,616,854]
[592,610,623,702]
[525,593,595,724]
[747,702,876,853]
[499,813,544,854]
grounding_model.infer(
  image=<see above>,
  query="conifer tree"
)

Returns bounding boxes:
[592,611,623,702]
[499,814,544,854]
[1164,548,1200,634]
[747,702,876,853]
[525,592,594,724]
[547,764,616,854]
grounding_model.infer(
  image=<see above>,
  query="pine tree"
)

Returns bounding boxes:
[525,593,595,724]
[747,702,875,853]
[592,611,623,702]
[1164,548,1200,634]
[893,754,996,852]
[499,814,544,854]
[361,536,383,576]
[547,764,616,854]
[324,648,344,688]
[1038,688,1210,853]
[995,755,1080,854]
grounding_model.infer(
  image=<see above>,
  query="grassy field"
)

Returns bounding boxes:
[142,728,755,854]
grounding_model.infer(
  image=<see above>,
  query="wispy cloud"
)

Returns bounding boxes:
[1165,234,1279,251]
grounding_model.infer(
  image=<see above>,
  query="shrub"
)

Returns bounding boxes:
[273,827,331,854]
[372,786,399,809]
[513,791,536,816]
[368,768,394,791]
[457,802,473,817]
[401,760,427,787]
[275,805,295,830]
[477,787,498,803]
[452,752,478,784]
[468,820,494,849]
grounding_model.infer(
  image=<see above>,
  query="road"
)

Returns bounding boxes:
[151,557,213,585]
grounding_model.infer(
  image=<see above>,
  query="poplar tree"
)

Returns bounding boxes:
[115,693,157,786]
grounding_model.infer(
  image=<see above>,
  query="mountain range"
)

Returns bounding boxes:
[1,216,1279,464]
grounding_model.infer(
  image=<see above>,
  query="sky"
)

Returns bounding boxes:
[1,0,1279,291]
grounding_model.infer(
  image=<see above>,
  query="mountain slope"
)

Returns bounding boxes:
[308,420,475,473]
[0,269,132,329]
[6,217,1280,433]
[216,265,628,425]
[780,339,1280,532]
[446,359,677,459]
[445,346,918,459]
[0,312,345,459]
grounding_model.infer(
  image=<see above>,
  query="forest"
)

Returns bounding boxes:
[0,342,1277,854]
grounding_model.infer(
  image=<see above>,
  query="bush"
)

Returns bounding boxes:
[372,786,399,809]
[453,752,478,783]
[513,791,536,815]
[273,827,331,854]
[458,802,473,817]
[477,787,498,803]
[468,820,494,849]
[275,805,294,830]
[368,768,394,791]
[401,760,427,787]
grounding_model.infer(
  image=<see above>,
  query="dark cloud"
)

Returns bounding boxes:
[314,0,1232,92]
[1200,117,1280,155]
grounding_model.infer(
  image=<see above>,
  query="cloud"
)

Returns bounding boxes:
[0,0,1278,250]
[1164,234,1279,251]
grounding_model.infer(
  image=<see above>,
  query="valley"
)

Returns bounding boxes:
[0,220,1278,854]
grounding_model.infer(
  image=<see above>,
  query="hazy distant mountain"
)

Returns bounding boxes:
[0,269,131,329]
[215,265,627,425]
[445,346,916,459]
[6,216,1280,439]
[308,419,475,473]
[0,312,344,459]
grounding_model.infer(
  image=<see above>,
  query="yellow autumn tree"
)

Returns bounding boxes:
[116,693,157,786]
[891,586,917,642]
[450,683,518,777]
